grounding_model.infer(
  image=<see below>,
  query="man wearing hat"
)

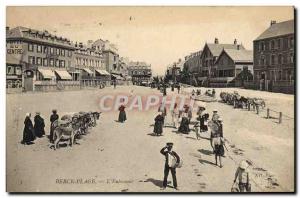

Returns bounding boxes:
[50,109,59,143]
[160,143,181,190]
[212,109,220,122]
[233,160,252,192]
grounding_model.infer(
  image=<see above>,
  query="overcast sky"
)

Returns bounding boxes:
[7,6,294,75]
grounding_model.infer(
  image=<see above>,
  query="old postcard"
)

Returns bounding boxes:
[6,6,295,192]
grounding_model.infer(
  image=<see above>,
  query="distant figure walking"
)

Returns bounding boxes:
[154,112,164,136]
[113,80,117,89]
[22,113,35,145]
[212,117,224,168]
[233,160,252,192]
[158,102,167,126]
[171,103,179,129]
[177,84,181,94]
[34,112,45,138]
[50,109,59,143]
[160,142,181,190]
[118,104,127,123]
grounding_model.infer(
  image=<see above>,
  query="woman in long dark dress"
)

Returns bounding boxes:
[22,113,35,145]
[153,112,164,136]
[178,112,190,134]
[34,112,45,138]
[118,105,127,123]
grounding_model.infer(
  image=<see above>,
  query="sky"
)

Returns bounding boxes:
[6,6,294,76]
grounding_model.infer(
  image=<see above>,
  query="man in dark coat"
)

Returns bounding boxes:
[22,113,35,145]
[154,112,164,136]
[34,112,45,138]
[160,143,180,190]
[50,109,59,143]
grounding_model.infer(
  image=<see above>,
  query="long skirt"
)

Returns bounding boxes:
[153,121,163,135]
[23,128,35,143]
[118,111,127,122]
[178,117,190,134]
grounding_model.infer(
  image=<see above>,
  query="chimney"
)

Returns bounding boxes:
[75,42,78,47]
[270,20,276,26]
[79,42,83,48]
[6,26,9,32]
[237,44,240,50]
[234,38,237,45]
[214,38,219,44]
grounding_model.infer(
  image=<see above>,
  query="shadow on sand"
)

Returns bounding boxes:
[199,159,216,166]
[198,149,213,156]
[145,178,162,188]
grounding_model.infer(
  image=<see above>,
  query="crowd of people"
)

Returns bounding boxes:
[21,109,60,145]
[152,85,252,192]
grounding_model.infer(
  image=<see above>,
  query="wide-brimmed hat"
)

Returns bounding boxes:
[239,160,250,170]
[213,109,218,112]
[35,112,40,115]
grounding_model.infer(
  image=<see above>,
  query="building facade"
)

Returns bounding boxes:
[199,38,245,86]
[73,42,110,87]
[183,51,202,85]
[213,48,253,87]
[128,62,152,85]
[92,39,120,74]
[253,20,294,93]
[6,26,76,91]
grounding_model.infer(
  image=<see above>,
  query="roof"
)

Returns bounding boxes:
[6,26,74,48]
[223,49,253,63]
[206,43,245,57]
[255,20,294,41]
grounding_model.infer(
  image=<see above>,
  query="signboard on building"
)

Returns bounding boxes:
[7,44,23,54]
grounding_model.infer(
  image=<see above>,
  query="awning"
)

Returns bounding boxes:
[38,68,55,79]
[54,70,72,80]
[82,68,93,75]
[95,69,110,76]
[111,74,123,80]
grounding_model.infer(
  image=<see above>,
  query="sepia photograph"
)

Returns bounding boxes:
[5,6,295,193]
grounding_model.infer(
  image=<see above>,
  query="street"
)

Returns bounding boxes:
[6,85,294,192]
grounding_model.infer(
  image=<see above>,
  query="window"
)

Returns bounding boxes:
[44,46,48,54]
[59,60,65,67]
[271,54,275,65]
[277,39,281,49]
[15,67,22,75]
[260,42,264,51]
[43,58,48,66]
[61,49,65,56]
[28,56,35,64]
[50,58,54,66]
[68,50,72,57]
[278,54,282,64]
[7,66,14,75]
[28,43,34,51]
[36,57,42,65]
[260,56,265,66]
[290,53,294,63]
[56,48,60,55]
[37,45,42,53]
[271,40,275,49]
[50,47,54,54]
[55,59,59,67]
[278,70,282,80]
[290,37,294,48]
